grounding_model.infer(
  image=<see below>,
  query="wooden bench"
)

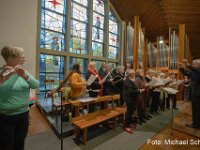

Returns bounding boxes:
[114,106,127,128]
[112,94,120,108]
[72,108,120,144]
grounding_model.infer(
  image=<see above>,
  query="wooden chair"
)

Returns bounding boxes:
[51,89,70,123]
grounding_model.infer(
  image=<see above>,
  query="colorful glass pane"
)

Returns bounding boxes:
[93,0,104,15]
[43,0,66,14]
[39,54,65,95]
[73,0,88,7]
[71,2,88,22]
[92,42,103,57]
[92,27,104,43]
[70,19,88,54]
[109,33,118,47]
[108,46,117,59]
[40,30,65,51]
[93,12,104,29]
[41,9,65,33]
[109,11,116,21]
[69,57,88,75]
[71,20,87,39]
[109,19,118,34]
[70,37,87,54]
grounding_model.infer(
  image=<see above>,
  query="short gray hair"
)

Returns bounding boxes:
[117,65,125,71]
[146,69,154,75]
[192,59,200,67]
[126,69,135,77]
[1,46,24,61]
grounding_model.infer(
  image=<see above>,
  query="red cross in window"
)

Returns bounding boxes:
[49,0,61,9]
[98,0,102,5]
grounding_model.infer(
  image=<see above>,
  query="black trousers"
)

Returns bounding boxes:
[125,101,136,127]
[191,95,200,127]
[166,94,176,109]
[150,92,160,113]
[0,111,29,150]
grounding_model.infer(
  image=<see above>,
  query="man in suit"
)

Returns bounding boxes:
[124,69,140,134]
[98,62,107,78]
[179,59,200,129]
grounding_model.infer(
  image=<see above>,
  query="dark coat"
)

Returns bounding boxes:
[123,77,139,103]
[98,67,107,79]
[179,66,200,96]
[86,70,101,97]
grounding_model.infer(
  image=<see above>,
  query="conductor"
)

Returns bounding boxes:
[179,59,200,129]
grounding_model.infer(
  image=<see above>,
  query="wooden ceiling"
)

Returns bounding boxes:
[110,0,200,59]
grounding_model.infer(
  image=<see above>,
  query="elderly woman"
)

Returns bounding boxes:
[124,69,140,134]
[179,59,200,129]
[0,46,39,150]
[86,62,104,97]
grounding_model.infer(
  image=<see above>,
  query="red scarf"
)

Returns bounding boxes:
[88,68,103,96]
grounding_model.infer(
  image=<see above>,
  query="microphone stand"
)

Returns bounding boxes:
[57,90,64,150]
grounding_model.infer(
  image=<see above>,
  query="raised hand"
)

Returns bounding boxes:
[15,65,28,79]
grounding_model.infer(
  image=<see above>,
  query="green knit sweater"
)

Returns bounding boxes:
[0,68,39,115]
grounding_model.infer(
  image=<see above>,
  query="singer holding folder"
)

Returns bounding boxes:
[0,46,39,150]
[86,62,104,97]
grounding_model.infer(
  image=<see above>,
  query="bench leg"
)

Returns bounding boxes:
[75,127,81,140]
[113,117,117,130]
[83,128,88,144]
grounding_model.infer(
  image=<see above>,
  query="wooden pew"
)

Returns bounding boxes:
[72,108,120,144]
[112,94,120,108]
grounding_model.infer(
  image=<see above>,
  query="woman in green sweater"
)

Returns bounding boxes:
[0,46,39,150]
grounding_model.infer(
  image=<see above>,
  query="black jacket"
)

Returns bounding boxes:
[179,65,200,96]
[123,77,140,103]
[86,70,101,97]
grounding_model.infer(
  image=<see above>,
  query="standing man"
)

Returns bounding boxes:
[179,59,200,129]
[124,69,140,134]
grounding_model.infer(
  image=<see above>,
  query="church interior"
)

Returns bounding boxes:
[0,0,200,150]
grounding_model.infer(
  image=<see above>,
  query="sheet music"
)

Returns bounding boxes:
[164,78,172,85]
[114,75,123,84]
[176,80,184,85]
[162,87,179,94]
[86,89,100,92]
[86,74,97,85]
[101,72,110,83]
[145,81,153,87]
[154,78,165,86]
[78,97,97,103]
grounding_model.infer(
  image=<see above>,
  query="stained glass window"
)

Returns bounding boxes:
[108,10,119,59]
[69,57,88,75]
[92,0,105,57]
[40,0,66,51]
[70,1,89,54]
[39,0,121,97]
[92,59,103,71]
[93,0,104,15]
[74,0,88,7]
[39,54,65,97]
